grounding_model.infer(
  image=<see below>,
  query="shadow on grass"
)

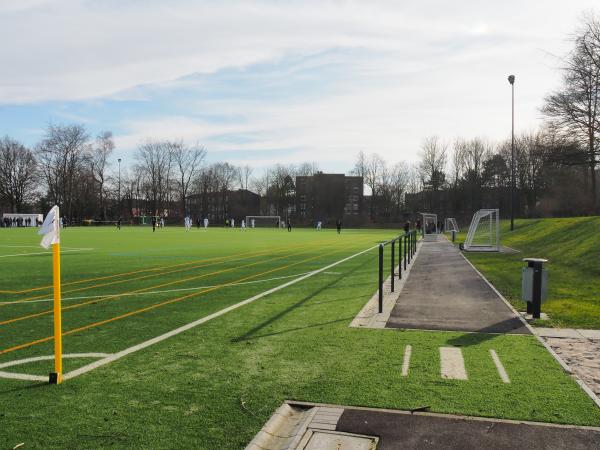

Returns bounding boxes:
[231,257,372,343]
[446,317,530,347]
[235,317,354,342]
[0,381,48,395]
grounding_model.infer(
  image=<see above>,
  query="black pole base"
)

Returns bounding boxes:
[49,372,60,384]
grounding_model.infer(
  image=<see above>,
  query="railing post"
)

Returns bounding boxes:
[398,236,402,279]
[408,234,411,264]
[404,234,407,270]
[391,239,395,292]
[378,243,384,313]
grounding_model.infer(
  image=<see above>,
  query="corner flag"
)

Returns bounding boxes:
[39,205,63,384]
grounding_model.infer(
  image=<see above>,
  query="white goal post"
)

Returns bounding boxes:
[463,209,500,252]
[245,215,281,228]
[420,213,438,242]
[445,218,459,233]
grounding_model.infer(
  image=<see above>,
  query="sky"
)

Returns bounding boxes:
[0,0,598,175]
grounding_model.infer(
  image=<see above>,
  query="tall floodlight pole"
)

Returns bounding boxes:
[508,75,515,231]
[118,158,122,218]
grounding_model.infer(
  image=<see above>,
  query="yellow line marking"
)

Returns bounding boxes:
[1,244,310,297]
[0,242,328,326]
[4,246,301,306]
[0,241,369,356]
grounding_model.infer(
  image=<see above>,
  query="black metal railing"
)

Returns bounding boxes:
[378,230,417,313]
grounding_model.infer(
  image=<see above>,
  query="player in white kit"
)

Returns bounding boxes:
[203,217,208,230]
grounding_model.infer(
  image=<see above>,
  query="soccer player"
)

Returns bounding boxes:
[152,216,156,232]
[241,219,246,231]
[231,218,235,228]
[317,220,322,231]
[336,219,342,234]
[203,217,209,230]
[116,218,121,230]
[251,218,255,229]
[287,218,292,232]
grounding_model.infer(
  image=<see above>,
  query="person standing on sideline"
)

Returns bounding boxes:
[152,216,156,232]
[403,221,410,234]
[336,219,342,234]
[287,218,292,232]
[204,217,209,230]
[231,218,235,228]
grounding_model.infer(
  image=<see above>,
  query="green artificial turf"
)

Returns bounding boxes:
[459,217,600,329]
[0,225,599,449]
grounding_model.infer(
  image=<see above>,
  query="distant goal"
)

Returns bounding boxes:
[245,215,281,228]
[445,218,459,233]
[462,209,500,252]
[420,213,438,242]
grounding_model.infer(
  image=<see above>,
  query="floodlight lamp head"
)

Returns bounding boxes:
[508,75,515,85]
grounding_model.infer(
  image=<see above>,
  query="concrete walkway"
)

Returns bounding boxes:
[386,240,529,334]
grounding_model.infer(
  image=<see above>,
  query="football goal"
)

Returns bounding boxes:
[420,213,438,242]
[245,215,281,228]
[463,209,500,252]
[445,218,459,233]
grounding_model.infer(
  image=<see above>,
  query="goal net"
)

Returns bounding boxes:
[445,218,459,233]
[245,215,281,228]
[420,213,438,242]
[463,209,500,252]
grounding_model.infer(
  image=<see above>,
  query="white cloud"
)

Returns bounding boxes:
[2,0,600,171]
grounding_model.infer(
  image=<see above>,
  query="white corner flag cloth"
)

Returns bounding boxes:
[39,205,60,249]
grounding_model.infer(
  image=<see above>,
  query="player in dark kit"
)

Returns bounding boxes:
[151,216,156,232]
[336,219,341,234]
[287,218,292,232]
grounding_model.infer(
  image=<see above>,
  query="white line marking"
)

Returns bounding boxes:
[0,272,316,306]
[401,345,412,377]
[60,243,378,381]
[490,350,510,383]
[0,248,93,258]
[440,347,468,380]
[0,353,111,382]
[322,271,341,275]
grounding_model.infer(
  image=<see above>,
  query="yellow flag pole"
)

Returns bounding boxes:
[50,223,62,384]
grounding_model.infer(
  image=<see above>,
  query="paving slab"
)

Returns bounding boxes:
[336,407,600,450]
[386,240,529,334]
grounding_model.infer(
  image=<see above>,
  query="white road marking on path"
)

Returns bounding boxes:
[440,347,468,380]
[490,350,511,383]
[401,345,412,377]
[60,243,378,381]
[0,271,316,306]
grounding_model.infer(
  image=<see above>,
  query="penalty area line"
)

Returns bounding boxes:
[62,243,377,381]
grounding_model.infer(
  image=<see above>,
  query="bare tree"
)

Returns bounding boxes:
[171,141,206,215]
[88,131,114,220]
[543,12,600,208]
[135,140,173,216]
[418,136,447,211]
[238,164,253,190]
[0,137,38,213]
[36,124,89,218]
